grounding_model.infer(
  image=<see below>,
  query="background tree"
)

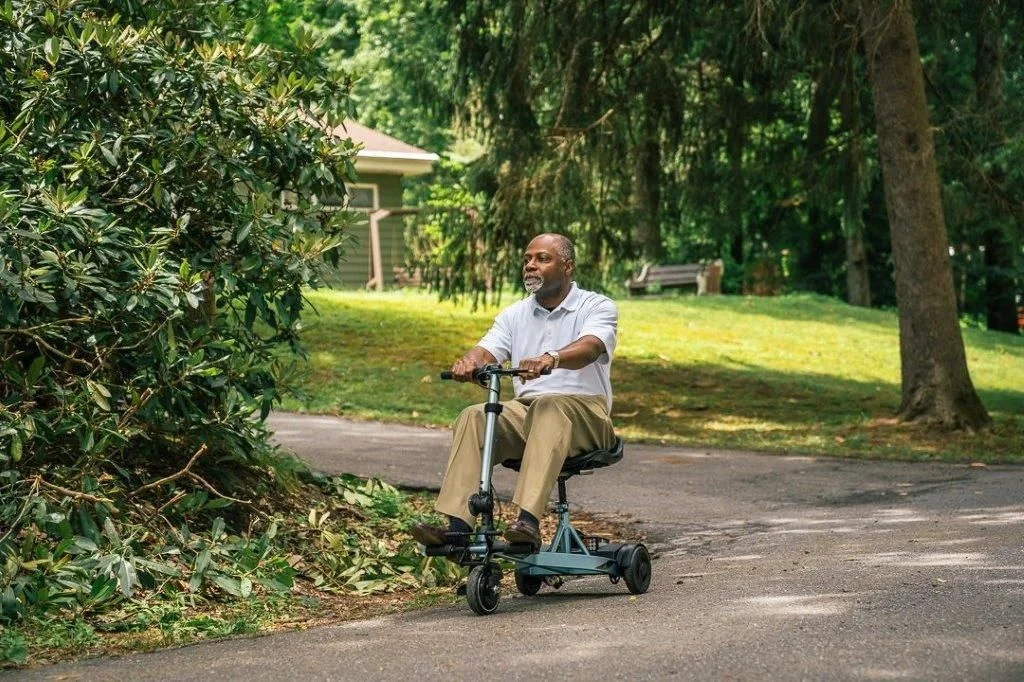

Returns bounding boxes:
[916,0,1023,334]
[857,0,989,428]
[972,2,1018,333]
[244,0,456,154]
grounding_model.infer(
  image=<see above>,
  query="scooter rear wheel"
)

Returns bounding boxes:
[514,571,543,596]
[467,565,501,615]
[624,544,652,595]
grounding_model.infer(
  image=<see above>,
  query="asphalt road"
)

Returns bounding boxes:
[10,413,1024,681]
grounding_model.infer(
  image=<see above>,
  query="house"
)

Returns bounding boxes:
[324,120,439,289]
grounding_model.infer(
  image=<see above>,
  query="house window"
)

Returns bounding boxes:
[282,184,380,212]
[346,185,378,210]
[319,183,379,212]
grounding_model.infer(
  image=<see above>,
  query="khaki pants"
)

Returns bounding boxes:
[436,394,615,525]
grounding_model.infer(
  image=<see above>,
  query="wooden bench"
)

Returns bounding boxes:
[625,261,722,296]
[392,266,424,288]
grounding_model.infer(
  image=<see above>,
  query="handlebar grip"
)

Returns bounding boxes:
[440,371,454,380]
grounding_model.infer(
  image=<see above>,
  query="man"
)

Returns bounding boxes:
[412,233,618,550]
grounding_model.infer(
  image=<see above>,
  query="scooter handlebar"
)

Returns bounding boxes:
[439,365,551,381]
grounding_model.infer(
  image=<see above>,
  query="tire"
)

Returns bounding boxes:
[623,544,652,595]
[467,565,501,615]
[514,571,543,596]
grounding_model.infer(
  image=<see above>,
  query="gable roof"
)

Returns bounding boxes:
[332,119,439,177]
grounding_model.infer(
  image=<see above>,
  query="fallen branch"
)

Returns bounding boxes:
[189,472,257,510]
[131,443,208,495]
[155,489,188,515]
[35,476,114,505]
[130,443,260,514]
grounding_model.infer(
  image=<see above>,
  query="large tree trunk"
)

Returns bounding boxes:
[840,53,871,307]
[974,2,1019,334]
[859,0,990,429]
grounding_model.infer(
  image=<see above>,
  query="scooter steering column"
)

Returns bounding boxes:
[467,370,502,524]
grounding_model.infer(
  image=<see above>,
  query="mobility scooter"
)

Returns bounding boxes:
[426,364,652,615]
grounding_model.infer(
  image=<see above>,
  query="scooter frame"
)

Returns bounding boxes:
[429,365,651,614]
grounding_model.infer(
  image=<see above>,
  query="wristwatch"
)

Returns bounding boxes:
[543,350,560,370]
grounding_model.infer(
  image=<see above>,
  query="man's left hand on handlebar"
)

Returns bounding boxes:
[517,353,557,383]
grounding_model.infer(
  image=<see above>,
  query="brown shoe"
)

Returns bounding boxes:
[411,523,472,547]
[504,520,541,549]
[411,523,448,546]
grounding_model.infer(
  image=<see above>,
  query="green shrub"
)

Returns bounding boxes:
[0,0,356,469]
[0,0,377,628]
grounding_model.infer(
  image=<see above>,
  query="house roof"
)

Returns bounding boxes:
[332,119,439,177]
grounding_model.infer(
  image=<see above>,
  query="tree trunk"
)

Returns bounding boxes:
[632,135,663,261]
[725,81,747,267]
[840,53,871,307]
[800,65,837,295]
[859,0,990,429]
[974,2,1019,334]
[982,228,1019,333]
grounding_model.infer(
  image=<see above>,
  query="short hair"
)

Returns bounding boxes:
[537,233,575,264]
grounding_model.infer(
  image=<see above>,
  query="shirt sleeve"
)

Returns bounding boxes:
[578,297,618,363]
[477,307,514,364]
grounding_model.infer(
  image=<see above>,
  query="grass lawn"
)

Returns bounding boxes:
[281,290,1024,463]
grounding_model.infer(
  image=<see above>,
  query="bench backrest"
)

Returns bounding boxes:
[643,264,704,284]
[648,264,703,276]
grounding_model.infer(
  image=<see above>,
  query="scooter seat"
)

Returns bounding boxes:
[501,437,624,478]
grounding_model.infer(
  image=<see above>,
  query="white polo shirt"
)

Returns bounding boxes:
[477,283,618,411]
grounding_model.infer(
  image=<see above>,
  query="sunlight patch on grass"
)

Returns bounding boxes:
[311,351,340,363]
[701,417,797,433]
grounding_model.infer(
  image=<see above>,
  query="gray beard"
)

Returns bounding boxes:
[523,276,543,293]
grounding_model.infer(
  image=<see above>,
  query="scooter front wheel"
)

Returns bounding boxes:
[467,564,501,615]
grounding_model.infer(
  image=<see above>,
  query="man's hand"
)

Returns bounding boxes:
[449,346,499,383]
[517,353,556,383]
[450,355,482,382]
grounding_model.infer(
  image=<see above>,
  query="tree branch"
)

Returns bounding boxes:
[0,329,95,370]
[130,443,259,512]
[131,443,209,495]
[35,476,114,504]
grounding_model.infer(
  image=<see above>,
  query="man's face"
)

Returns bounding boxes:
[522,236,572,296]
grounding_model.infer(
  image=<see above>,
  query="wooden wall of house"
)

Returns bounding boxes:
[321,173,409,289]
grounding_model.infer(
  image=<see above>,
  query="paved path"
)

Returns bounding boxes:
[11,413,1024,681]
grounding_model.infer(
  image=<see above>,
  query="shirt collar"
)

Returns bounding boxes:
[532,282,580,314]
